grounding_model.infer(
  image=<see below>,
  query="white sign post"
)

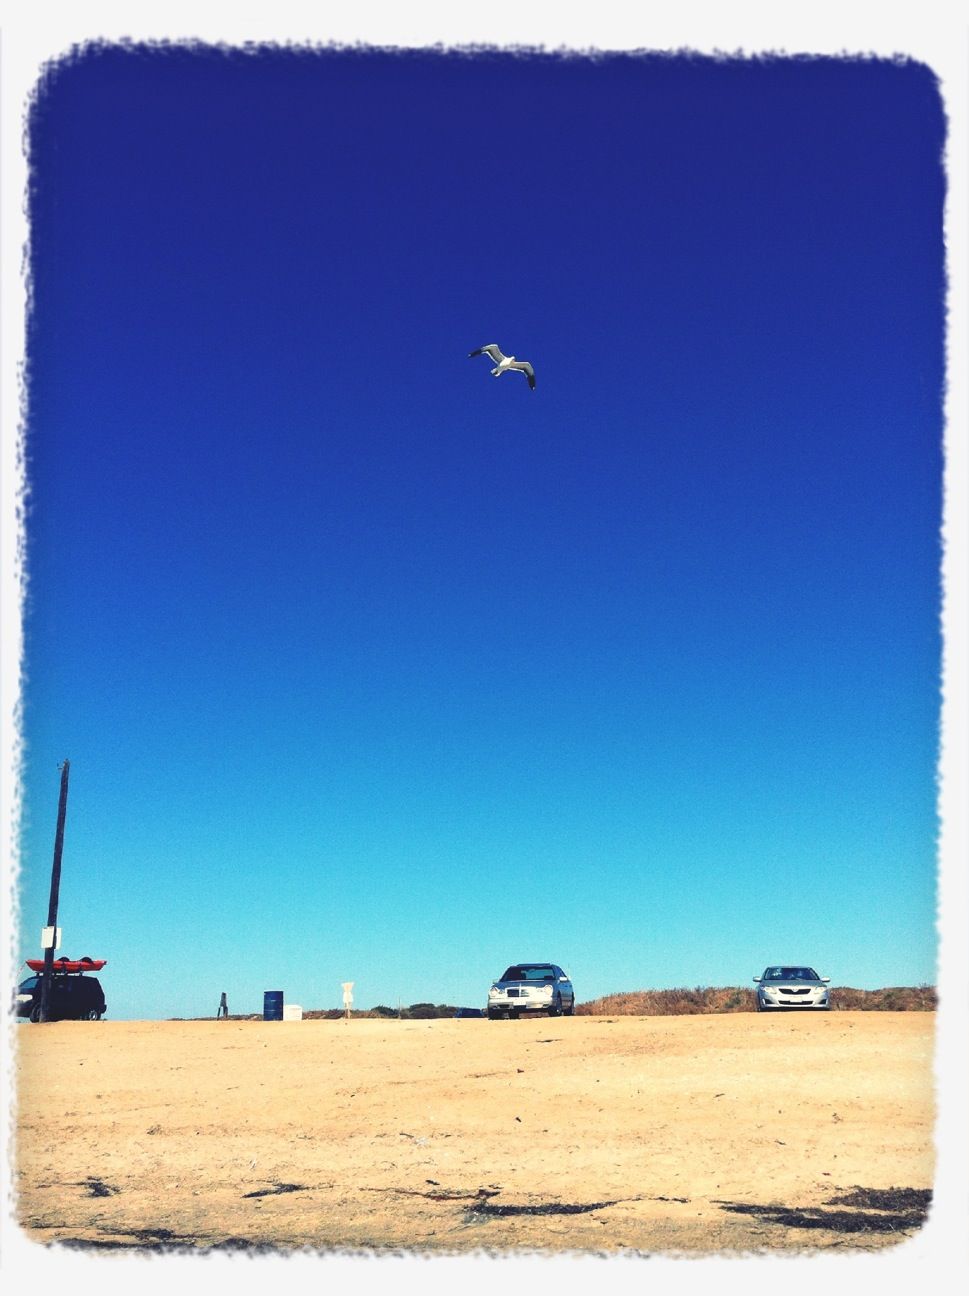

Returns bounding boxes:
[342,981,354,1022]
[40,927,61,951]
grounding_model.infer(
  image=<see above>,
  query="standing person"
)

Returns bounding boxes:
[218,991,228,1019]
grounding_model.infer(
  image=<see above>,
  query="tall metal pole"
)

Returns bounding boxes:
[38,759,70,1023]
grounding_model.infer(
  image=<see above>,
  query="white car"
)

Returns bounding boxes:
[487,963,575,1019]
[754,965,830,1011]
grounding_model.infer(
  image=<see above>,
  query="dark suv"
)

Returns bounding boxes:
[14,973,107,1022]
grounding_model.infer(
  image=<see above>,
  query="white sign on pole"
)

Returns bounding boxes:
[342,981,354,1019]
[40,927,61,950]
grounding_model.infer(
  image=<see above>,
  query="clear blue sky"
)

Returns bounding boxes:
[16,46,944,1020]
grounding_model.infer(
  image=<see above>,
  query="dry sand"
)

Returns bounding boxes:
[13,1011,935,1256]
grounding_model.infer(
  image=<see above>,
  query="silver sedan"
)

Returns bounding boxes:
[487,963,575,1019]
[754,966,830,1011]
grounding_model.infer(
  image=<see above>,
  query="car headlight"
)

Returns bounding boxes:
[488,986,500,998]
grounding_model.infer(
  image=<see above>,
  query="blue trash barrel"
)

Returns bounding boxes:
[263,990,284,1021]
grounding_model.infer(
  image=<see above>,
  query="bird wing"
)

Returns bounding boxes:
[508,360,536,389]
[469,345,506,363]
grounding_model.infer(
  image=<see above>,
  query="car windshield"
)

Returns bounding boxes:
[501,965,557,982]
[763,966,819,981]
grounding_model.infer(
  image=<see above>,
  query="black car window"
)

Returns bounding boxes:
[765,967,819,981]
[501,966,557,981]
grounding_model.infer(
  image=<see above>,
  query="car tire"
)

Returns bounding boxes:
[86,1009,102,1021]
[30,1004,41,1023]
[564,999,574,1016]
[548,996,561,1017]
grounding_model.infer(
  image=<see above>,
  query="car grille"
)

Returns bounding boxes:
[781,988,811,995]
[506,988,520,997]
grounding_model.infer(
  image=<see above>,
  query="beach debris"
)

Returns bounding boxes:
[76,1178,119,1198]
[364,1186,501,1203]
[467,1197,624,1219]
[242,1182,308,1199]
[715,1188,931,1235]
[826,1187,932,1213]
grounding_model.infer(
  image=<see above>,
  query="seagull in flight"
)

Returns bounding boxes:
[469,344,536,390]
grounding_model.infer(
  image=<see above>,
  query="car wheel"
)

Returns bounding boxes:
[548,996,561,1017]
[86,1009,102,1021]
[564,999,574,1016]
[30,1004,41,1023]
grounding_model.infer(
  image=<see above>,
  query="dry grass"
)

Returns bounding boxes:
[575,985,937,1015]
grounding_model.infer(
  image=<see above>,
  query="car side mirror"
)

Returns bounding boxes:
[752,977,760,983]
[559,976,569,982]
[822,977,830,984]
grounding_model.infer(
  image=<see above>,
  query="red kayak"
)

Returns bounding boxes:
[27,957,106,973]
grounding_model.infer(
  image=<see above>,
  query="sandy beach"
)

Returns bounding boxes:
[14,1010,935,1256]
